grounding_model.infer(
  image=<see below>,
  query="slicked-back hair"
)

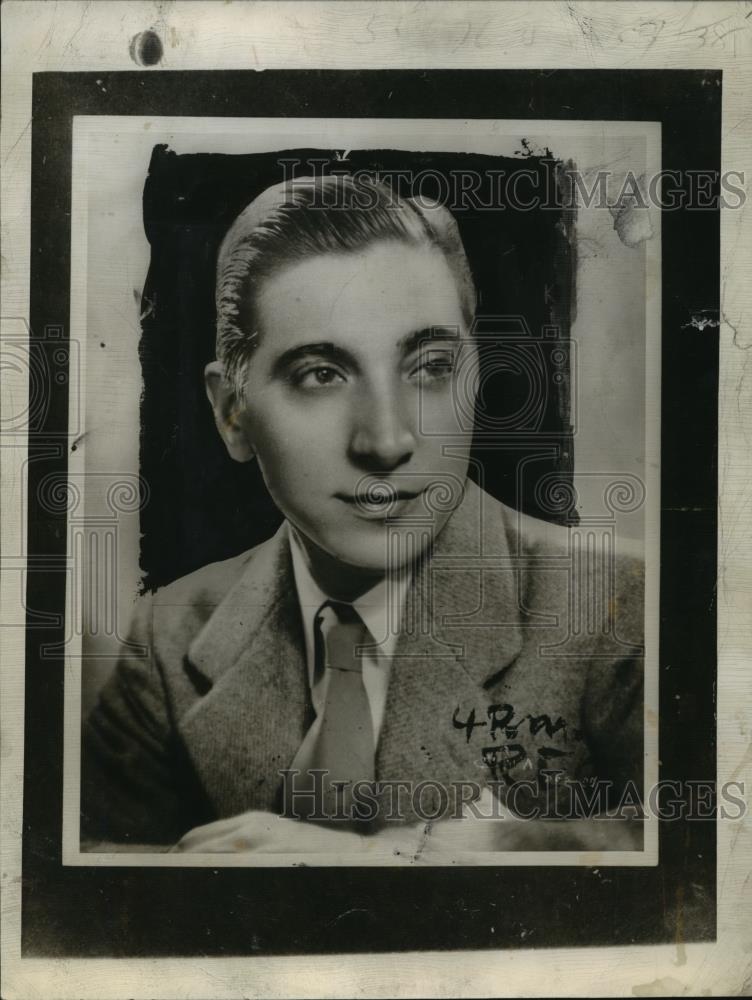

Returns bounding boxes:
[215,174,477,396]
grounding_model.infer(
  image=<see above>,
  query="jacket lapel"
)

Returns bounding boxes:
[178,522,312,818]
[376,479,524,815]
[177,479,525,821]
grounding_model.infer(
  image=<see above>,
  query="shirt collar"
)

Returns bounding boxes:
[288,527,411,679]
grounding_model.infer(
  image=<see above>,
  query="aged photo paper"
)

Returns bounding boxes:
[2,1,751,997]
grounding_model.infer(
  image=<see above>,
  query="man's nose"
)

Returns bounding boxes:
[348,386,416,471]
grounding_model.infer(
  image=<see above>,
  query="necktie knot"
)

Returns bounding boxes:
[322,600,362,626]
[316,601,367,673]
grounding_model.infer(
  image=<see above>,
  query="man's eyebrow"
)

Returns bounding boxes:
[270,342,356,377]
[270,329,461,377]
[398,326,462,355]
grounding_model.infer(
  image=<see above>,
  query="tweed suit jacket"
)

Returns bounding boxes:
[81,479,644,846]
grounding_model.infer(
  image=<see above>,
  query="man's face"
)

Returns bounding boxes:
[215,239,477,577]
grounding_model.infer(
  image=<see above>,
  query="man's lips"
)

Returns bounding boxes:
[334,487,426,517]
[336,489,423,504]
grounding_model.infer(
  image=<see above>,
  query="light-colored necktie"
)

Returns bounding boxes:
[285,601,375,823]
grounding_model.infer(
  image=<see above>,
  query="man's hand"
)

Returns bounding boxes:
[173,803,643,856]
[172,811,456,857]
[173,811,370,854]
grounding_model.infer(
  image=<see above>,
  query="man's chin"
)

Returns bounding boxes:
[308,529,432,576]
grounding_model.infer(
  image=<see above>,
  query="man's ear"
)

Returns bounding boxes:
[204,361,256,462]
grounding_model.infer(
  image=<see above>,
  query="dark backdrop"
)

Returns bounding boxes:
[139,146,576,588]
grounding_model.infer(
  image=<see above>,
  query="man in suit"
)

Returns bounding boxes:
[82,174,644,854]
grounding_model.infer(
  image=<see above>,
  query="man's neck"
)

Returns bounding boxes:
[289,529,393,603]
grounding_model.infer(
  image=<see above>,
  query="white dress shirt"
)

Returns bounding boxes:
[288,528,411,740]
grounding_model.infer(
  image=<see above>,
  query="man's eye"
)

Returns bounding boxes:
[294,366,346,389]
[411,354,456,382]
